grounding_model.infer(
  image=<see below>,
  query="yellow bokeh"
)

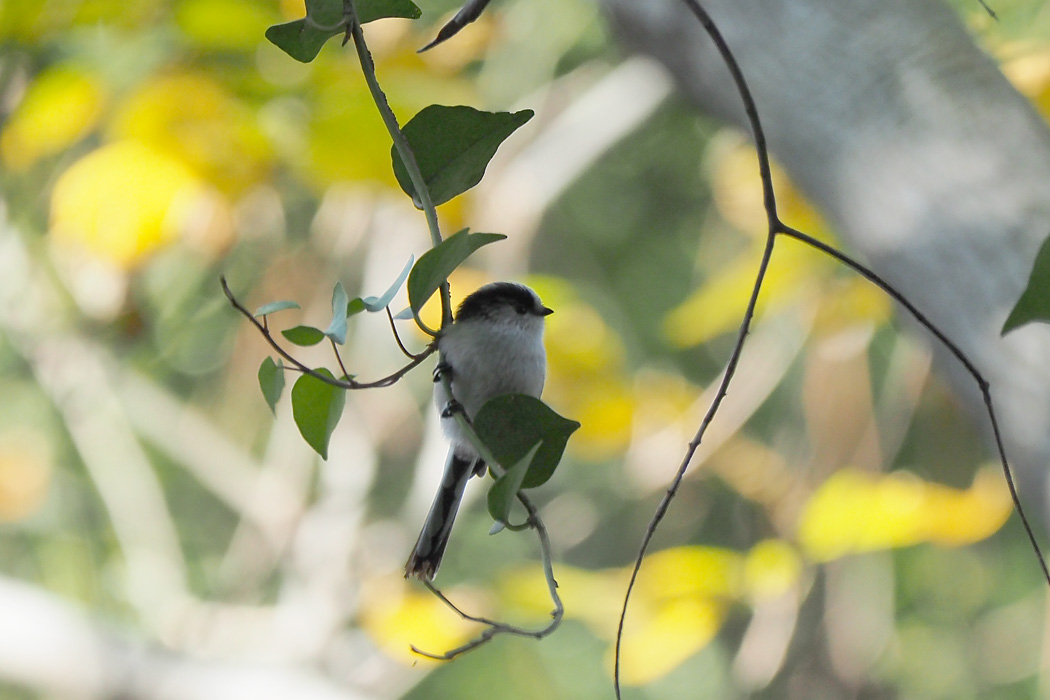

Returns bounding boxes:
[499,541,803,685]
[743,539,802,600]
[358,576,481,663]
[811,275,893,335]
[1,64,107,171]
[635,546,742,601]
[613,597,726,686]
[499,563,625,637]
[1003,49,1050,121]
[109,72,272,194]
[667,134,876,348]
[565,379,635,461]
[50,140,209,267]
[663,241,822,348]
[798,467,1012,562]
[0,433,53,523]
[538,284,639,460]
[174,0,277,52]
[708,135,827,239]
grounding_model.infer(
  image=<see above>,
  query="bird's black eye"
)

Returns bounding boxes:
[514,305,528,315]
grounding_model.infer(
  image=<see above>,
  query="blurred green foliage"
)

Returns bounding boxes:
[2,0,1050,699]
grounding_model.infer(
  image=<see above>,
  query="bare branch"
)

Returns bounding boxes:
[777,224,1050,584]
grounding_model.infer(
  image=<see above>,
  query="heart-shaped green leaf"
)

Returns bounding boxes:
[258,357,285,414]
[487,442,541,525]
[1003,233,1050,334]
[408,229,506,312]
[474,394,579,490]
[392,105,533,207]
[291,368,346,459]
[282,325,326,346]
[266,0,422,63]
[347,297,366,317]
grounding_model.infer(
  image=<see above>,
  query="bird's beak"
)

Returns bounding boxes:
[541,306,554,316]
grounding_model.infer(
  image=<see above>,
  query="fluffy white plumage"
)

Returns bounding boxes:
[406,282,552,580]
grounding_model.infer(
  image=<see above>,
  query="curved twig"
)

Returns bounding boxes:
[410,491,563,660]
[387,306,427,360]
[613,0,778,694]
[778,223,1050,584]
[221,276,435,390]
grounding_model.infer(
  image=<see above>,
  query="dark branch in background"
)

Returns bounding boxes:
[613,0,1047,697]
[978,0,999,21]
[221,276,435,390]
[612,0,779,694]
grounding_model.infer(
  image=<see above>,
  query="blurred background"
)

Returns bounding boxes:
[2,0,1050,698]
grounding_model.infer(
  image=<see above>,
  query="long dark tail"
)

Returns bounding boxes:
[405,452,482,580]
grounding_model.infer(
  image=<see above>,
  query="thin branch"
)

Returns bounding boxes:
[343,0,453,330]
[977,0,999,21]
[410,491,562,660]
[387,306,426,360]
[613,0,779,695]
[221,276,434,390]
[613,231,777,698]
[614,0,1049,696]
[329,338,351,379]
[777,224,1050,584]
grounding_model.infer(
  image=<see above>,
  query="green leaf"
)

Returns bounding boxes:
[324,282,350,344]
[357,0,422,23]
[291,368,346,459]
[265,0,422,63]
[474,394,580,490]
[1003,234,1050,334]
[363,256,413,312]
[487,442,542,525]
[282,325,326,346]
[408,229,506,312]
[347,297,366,317]
[253,300,300,317]
[392,105,534,207]
[258,357,285,414]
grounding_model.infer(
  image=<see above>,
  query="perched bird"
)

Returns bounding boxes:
[406,282,553,580]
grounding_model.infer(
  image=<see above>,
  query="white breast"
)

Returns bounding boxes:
[434,319,547,458]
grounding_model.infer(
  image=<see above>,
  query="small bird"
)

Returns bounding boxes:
[406,282,553,580]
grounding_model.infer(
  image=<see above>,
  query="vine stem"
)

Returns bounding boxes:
[613,0,778,694]
[343,0,453,329]
[613,0,1050,697]
[408,376,563,659]
[778,224,1050,585]
[221,276,434,390]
